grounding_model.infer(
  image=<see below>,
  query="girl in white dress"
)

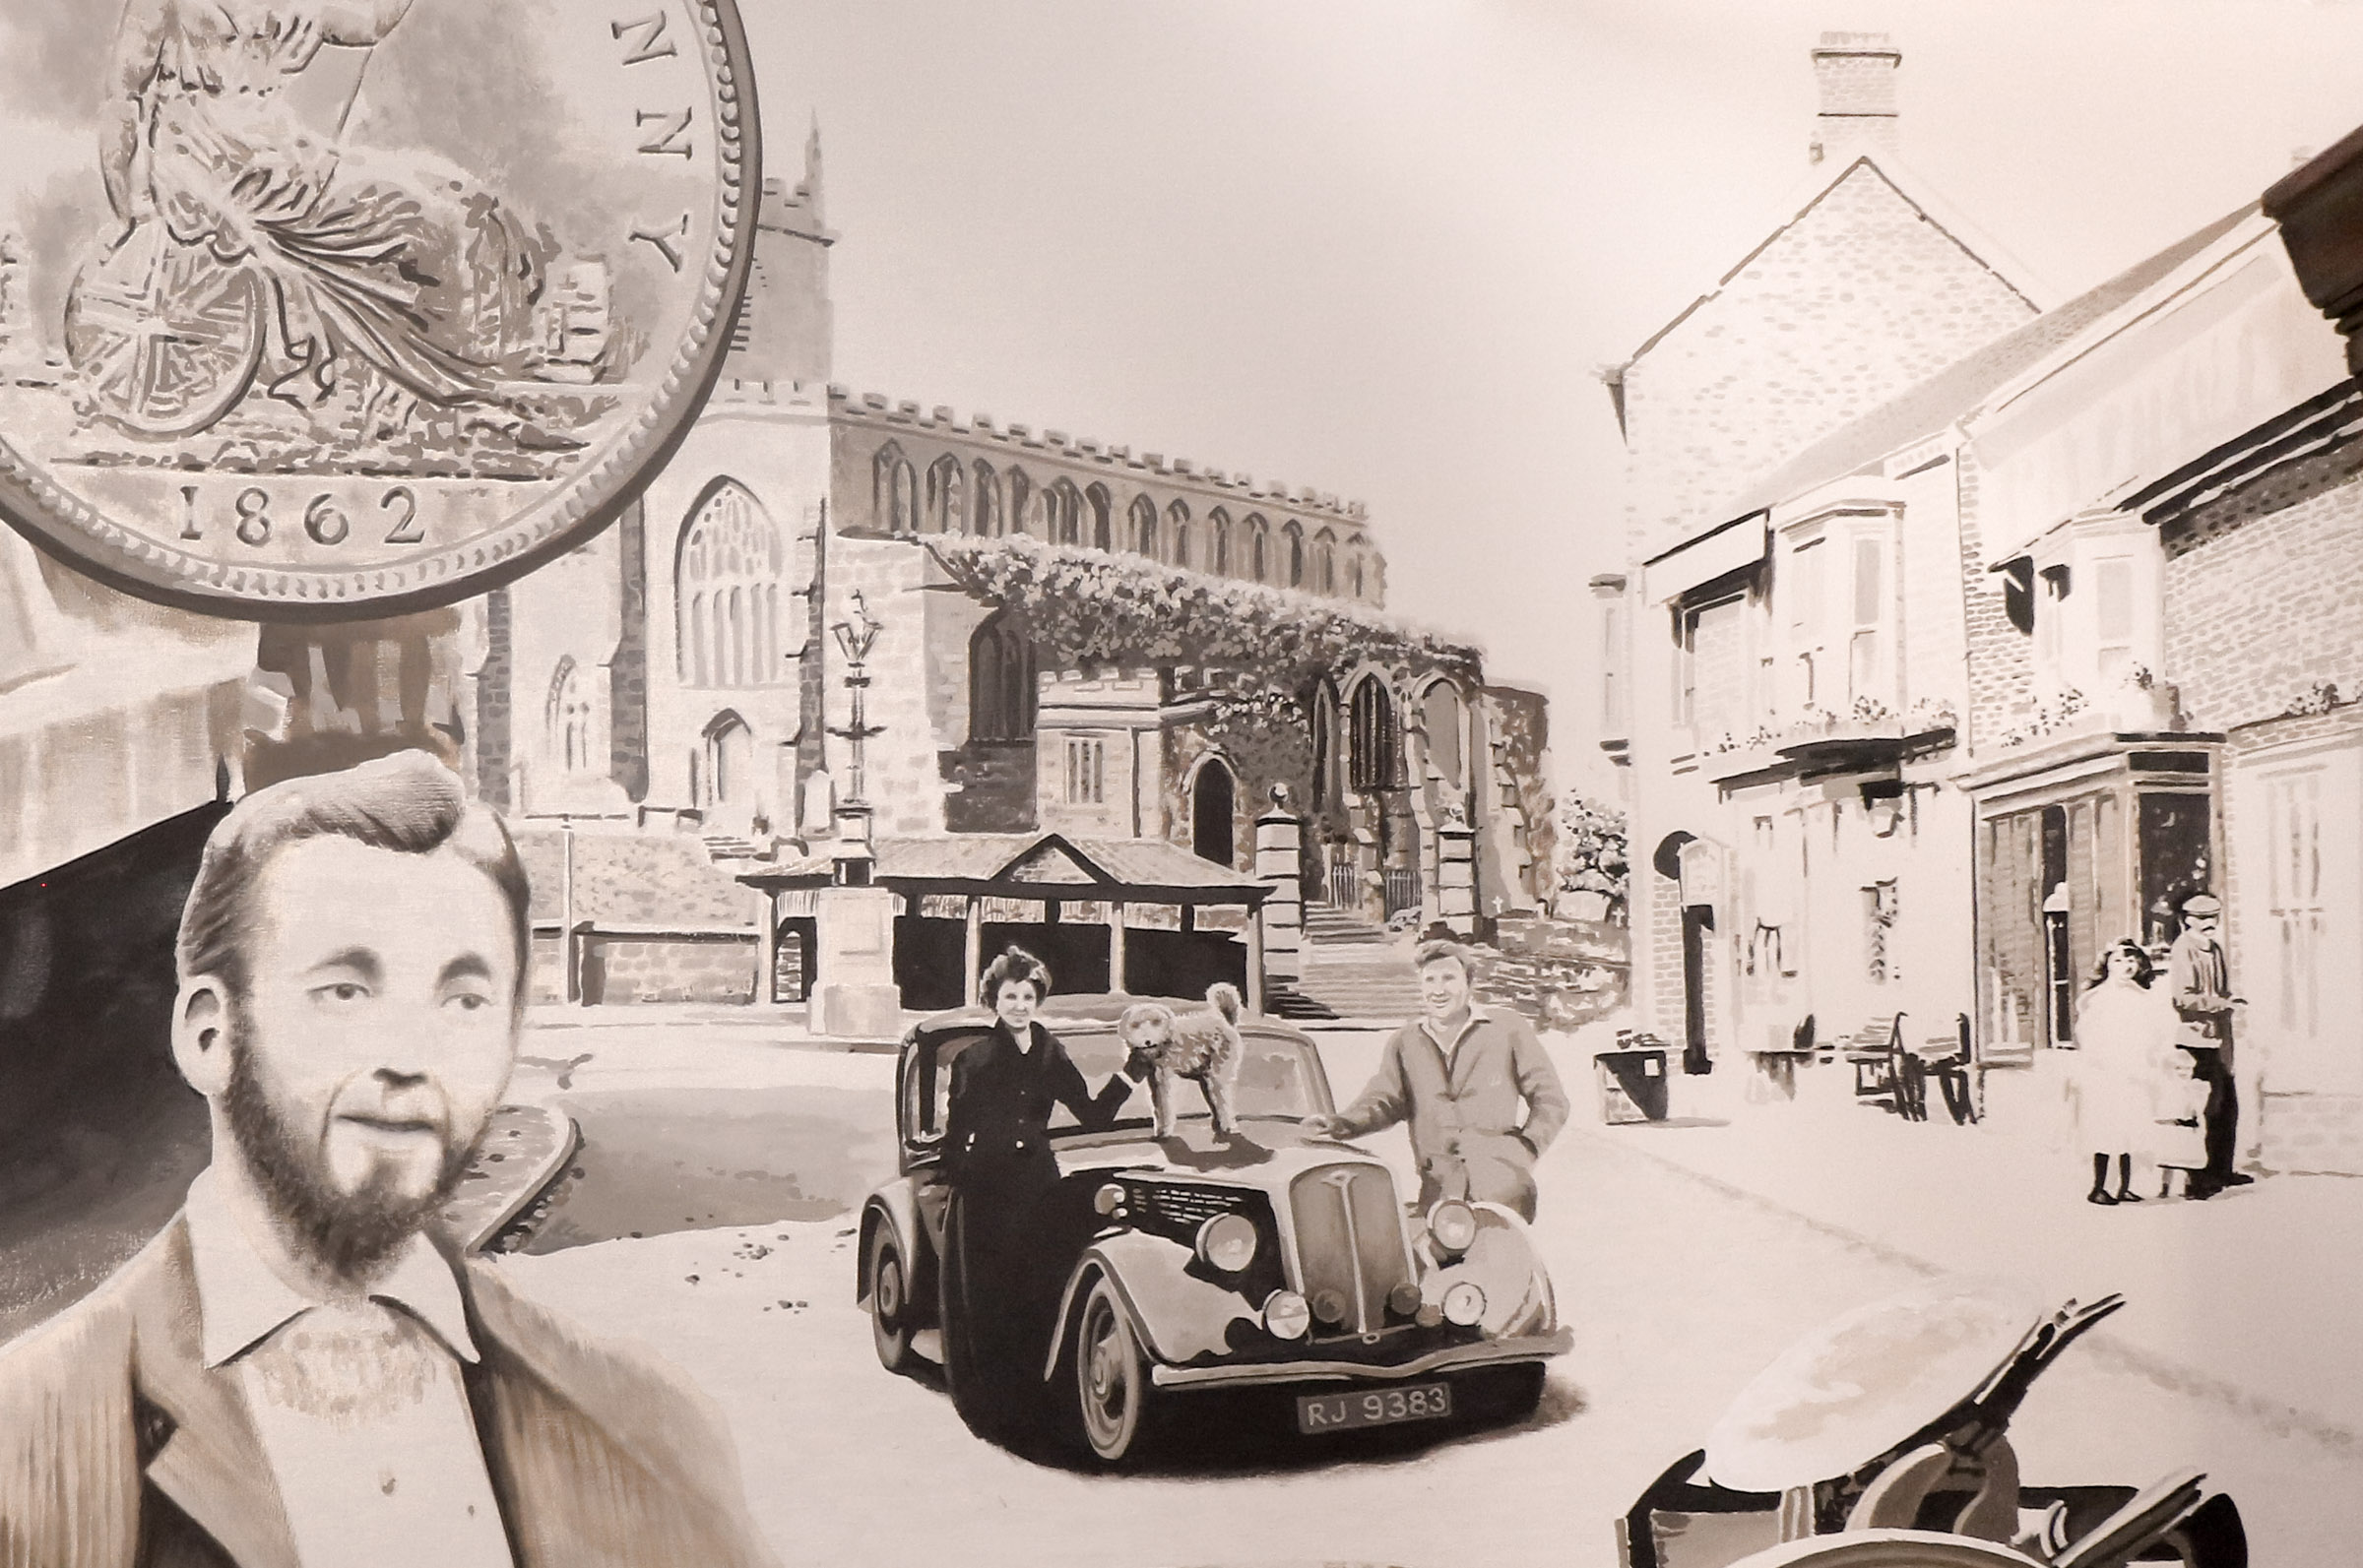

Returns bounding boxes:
[2075,939,2179,1205]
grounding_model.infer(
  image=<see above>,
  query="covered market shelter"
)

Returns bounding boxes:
[738,832,1274,1013]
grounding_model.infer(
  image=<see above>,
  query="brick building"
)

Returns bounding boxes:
[1604,40,2363,1172]
[1604,32,2042,1062]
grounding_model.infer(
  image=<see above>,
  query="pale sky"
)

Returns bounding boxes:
[751,1,2363,792]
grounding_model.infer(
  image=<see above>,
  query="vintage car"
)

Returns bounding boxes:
[855,995,1572,1464]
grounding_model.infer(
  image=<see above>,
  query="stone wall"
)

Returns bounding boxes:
[2262,1090,2363,1175]
[609,498,650,802]
[582,931,759,1005]
[476,588,514,808]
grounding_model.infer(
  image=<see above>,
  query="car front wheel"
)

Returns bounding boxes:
[868,1224,915,1373]
[1072,1276,1157,1464]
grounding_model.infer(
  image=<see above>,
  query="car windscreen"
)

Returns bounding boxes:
[1053,1029,1323,1131]
[908,1025,1326,1144]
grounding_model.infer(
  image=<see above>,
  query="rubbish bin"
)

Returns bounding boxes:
[1594,1046,1670,1124]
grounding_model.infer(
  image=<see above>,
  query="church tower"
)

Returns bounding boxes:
[728,122,835,386]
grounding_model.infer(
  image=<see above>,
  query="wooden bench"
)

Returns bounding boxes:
[1912,1013,1976,1125]
[1846,1014,1905,1110]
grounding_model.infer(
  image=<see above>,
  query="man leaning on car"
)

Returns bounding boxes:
[1310,934,1570,1221]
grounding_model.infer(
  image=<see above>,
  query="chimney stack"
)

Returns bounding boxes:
[1810,31,1900,166]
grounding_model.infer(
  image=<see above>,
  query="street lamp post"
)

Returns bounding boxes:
[828,589,885,886]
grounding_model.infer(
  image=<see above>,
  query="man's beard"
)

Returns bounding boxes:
[223,1040,479,1281]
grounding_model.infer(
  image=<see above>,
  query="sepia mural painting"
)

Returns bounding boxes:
[2,3,2360,1566]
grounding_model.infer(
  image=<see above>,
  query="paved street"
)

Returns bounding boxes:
[489,1017,2363,1568]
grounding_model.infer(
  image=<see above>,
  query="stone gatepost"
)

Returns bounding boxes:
[1254,798,1306,988]
[1437,815,1478,935]
[812,884,903,1038]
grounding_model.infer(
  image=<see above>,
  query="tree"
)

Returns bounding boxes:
[1552,795,1628,920]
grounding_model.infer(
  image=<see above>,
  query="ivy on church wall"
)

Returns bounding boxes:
[929,535,1482,695]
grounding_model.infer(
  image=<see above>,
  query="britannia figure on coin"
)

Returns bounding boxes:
[83,0,551,439]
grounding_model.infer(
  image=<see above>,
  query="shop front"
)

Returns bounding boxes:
[1965,734,2220,1052]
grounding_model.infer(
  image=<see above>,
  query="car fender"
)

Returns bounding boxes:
[1418,1201,1558,1339]
[857,1179,923,1307]
[1041,1230,1261,1381]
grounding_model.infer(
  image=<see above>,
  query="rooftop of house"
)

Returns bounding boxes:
[1720,202,2262,521]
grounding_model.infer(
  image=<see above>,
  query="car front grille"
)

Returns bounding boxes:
[1287,1163,1413,1338]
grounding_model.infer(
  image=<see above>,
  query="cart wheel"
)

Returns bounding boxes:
[65,226,268,440]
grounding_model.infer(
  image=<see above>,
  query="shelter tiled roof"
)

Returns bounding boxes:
[742,833,1266,901]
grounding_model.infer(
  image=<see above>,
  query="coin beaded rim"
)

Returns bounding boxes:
[0,0,760,623]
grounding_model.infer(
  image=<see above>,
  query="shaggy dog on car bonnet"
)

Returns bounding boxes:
[1118,983,1245,1138]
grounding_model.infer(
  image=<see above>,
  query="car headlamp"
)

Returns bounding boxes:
[1387,1282,1424,1319]
[1262,1289,1311,1341]
[1093,1182,1128,1219]
[1427,1199,1480,1256]
[1194,1212,1259,1274]
[1441,1280,1487,1328]
[1310,1288,1349,1326]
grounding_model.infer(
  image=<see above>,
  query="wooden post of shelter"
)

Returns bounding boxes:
[1245,900,1267,1016]
[1108,901,1129,995]
[756,885,781,1006]
[963,895,984,1006]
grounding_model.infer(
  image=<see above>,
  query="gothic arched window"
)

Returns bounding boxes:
[926,456,964,533]
[1008,469,1033,535]
[970,614,1038,742]
[547,657,595,775]
[1087,483,1114,550]
[1168,501,1191,568]
[1048,479,1084,546]
[676,480,786,688]
[1421,679,1466,787]
[1210,509,1232,577]
[1314,528,1338,596]
[1283,522,1306,589]
[972,461,1000,536]
[1310,681,1343,810]
[873,442,917,534]
[1348,676,1400,792]
[1246,516,1270,584]
[1129,494,1159,558]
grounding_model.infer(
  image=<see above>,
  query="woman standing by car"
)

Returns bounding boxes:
[2076,939,2179,1205]
[938,946,1131,1436]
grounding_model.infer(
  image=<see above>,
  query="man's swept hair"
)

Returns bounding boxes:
[178,750,532,999]
[1415,937,1475,977]
[980,944,1053,1001]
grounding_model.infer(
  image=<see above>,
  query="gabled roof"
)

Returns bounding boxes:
[1621,155,2047,371]
[741,832,1269,902]
[1723,203,2261,519]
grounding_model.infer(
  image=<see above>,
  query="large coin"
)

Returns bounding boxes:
[0,0,757,619]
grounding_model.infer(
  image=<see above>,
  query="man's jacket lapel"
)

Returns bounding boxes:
[128,1221,300,1568]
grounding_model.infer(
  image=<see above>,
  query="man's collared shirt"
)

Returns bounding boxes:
[183,1171,515,1568]
[1419,1005,1487,1075]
